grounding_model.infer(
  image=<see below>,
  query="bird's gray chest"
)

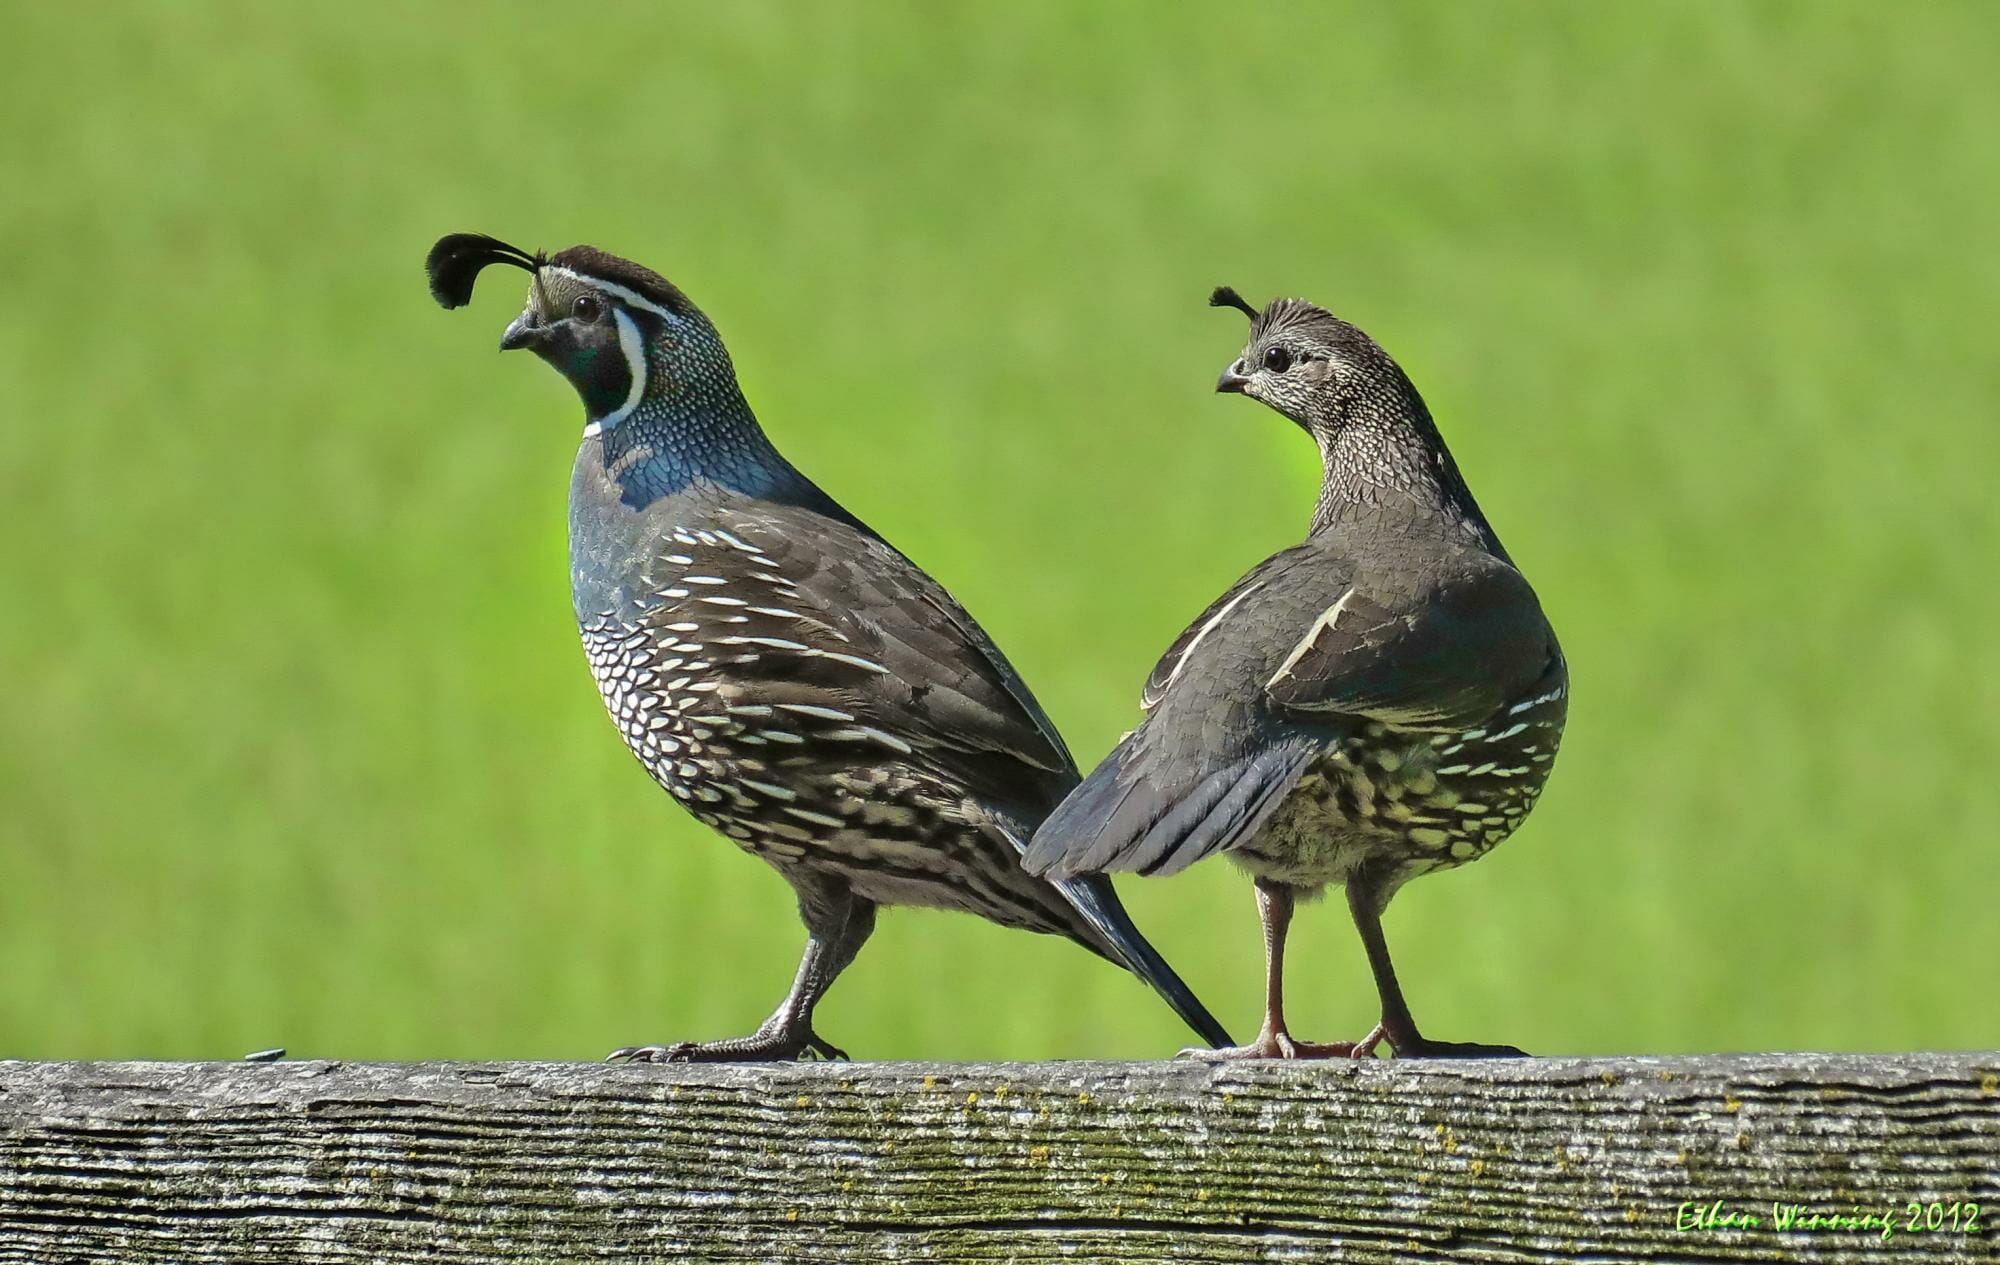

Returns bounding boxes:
[1237,689,1568,888]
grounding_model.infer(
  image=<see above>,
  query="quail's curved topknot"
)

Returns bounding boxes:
[1210,285,1260,320]
[426,233,542,309]
[1210,286,1354,349]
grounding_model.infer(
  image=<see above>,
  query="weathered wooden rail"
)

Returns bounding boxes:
[0,1054,1994,1262]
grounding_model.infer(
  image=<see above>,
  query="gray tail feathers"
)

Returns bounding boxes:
[1053,872,1234,1049]
[1023,731,1322,881]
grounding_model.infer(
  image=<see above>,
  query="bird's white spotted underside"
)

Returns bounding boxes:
[579,522,1083,936]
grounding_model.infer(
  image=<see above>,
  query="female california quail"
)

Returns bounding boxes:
[1025,287,1565,1060]
[424,234,1231,1061]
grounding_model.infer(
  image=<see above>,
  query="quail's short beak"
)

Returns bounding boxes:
[1215,359,1252,393]
[499,310,544,352]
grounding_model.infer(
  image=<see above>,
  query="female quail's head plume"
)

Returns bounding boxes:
[424,232,1234,1061]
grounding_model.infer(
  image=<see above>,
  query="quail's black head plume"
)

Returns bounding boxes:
[1026,287,1566,1062]
[1208,285,1260,320]
[425,233,541,308]
[427,232,1232,1061]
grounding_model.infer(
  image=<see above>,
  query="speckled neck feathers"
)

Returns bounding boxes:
[590,381,815,513]
[1309,365,1506,561]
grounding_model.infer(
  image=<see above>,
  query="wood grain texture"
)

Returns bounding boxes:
[1,1055,1995,1262]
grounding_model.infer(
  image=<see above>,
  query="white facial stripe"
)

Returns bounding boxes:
[539,266,680,322]
[582,308,649,438]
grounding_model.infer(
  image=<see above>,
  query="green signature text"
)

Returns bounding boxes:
[1677,1199,1983,1241]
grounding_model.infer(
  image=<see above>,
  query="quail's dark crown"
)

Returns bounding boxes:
[542,245,701,319]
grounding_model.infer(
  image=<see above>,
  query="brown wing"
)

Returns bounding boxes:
[632,506,1078,808]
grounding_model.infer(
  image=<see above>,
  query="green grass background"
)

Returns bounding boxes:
[2,2,1994,1061]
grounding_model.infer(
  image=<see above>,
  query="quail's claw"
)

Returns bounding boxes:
[803,1035,850,1062]
[605,1044,676,1064]
[1369,1019,1528,1059]
[1349,1023,1389,1060]
[605,1023,848,1064]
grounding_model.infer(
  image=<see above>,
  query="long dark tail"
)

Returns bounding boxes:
[992,817,1233,1048]
[1054,872,1235,1049]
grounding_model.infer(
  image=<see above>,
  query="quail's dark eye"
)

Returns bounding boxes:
[571,294,603,322]
[1263,346,1294,373]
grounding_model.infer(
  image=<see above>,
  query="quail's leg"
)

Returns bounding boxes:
[1184,878,1361,1061]
[1344,870,1527,1059]
[610,884,876,1064]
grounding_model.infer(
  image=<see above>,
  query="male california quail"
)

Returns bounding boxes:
[424,234,1232,1061]
[1025,288,1565,1060]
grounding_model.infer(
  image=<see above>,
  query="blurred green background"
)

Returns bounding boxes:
[2,2,1994,1062]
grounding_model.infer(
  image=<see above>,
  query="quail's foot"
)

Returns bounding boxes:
[1351,1021,1526,1060]
[1179,1022,1362,1061]
[608,1023,847,1064]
